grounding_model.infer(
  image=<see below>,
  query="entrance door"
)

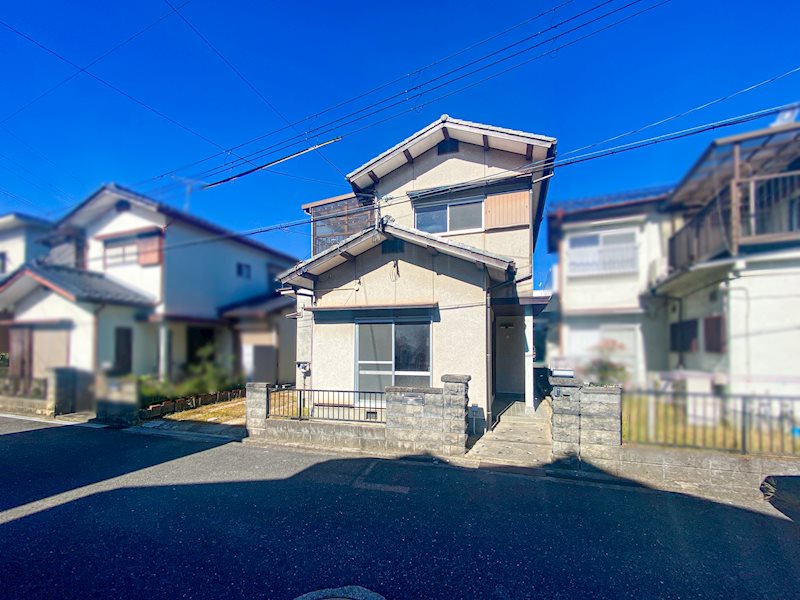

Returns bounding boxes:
[8,328,33,380]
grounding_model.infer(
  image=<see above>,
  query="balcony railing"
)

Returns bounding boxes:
[668,172,800,272]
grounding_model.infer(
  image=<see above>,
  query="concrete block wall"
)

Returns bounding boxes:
[549,377,800,494]
[385,374,470,456]
[245,375,471,457]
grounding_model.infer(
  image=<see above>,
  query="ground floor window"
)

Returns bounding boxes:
[356,321,431,392]
[113,327,133,375]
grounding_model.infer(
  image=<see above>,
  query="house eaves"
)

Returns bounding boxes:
[279,219,515,289]
[346,114,556,191]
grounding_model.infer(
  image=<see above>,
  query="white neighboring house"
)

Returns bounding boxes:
[0,212,53,355]
[547,187,674,387]
[549,121,800,396]
[0,184,297,398]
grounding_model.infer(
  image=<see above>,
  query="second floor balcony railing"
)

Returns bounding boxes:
[668,171,800,272]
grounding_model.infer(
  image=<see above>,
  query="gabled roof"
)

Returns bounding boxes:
[346,114,556,191]
[0,212,53,232]
[0,262,155,307]
[54,183,297,263]
[548,184,674,216]
[218,291,294,318]
[280,218,515,289]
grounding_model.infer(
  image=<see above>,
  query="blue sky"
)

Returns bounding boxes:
[0,0,798,286]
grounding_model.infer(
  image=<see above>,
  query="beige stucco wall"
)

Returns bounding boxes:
[305,242,490,412]
[370,142,542,276]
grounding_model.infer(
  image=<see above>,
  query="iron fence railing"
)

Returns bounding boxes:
[267,387,386,423]
[622,389,800,456]
[0,376,48,399]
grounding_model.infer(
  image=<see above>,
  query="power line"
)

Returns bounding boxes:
[161,0,346,179]
[0,16,249,158]
[202,137,342,189]
[76,101,797,267]
[141,0,579,184]
[0,0,197,126]
[160,0,665,187]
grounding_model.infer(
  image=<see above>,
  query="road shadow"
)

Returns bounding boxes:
[1,432,799,599]
[762,475,800,522]
[0,417,232,512]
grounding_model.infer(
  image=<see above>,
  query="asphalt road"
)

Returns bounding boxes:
[0,415,798,600]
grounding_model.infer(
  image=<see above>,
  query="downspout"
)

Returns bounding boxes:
[92,303,106,373]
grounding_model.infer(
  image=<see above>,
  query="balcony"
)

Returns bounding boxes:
[668,171,800,272]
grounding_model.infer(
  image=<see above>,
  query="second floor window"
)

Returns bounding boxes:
[567,229,638,276]
[0,252,6,275]
[237,262,252,279]
[415,198,483,234]
[105,240,138,266]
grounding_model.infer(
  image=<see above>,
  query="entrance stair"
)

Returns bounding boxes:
[466,400,552,468]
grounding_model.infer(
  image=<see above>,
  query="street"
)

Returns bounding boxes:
[0,415,798,600]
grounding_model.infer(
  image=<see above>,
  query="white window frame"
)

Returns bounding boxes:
[414,196,484,235]
[566,227,639,277]
[354,317,433,394]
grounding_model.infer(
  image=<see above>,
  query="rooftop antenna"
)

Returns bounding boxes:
[170,175,207,212]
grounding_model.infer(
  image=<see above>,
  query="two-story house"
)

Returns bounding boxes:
[547,186,675,387]
[279,115,557,431]
[0,212,53,355]
[0,184,297,397]
[548,120,800,396]
[654,122,800,396]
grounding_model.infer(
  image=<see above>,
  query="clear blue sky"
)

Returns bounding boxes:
[1,0,798,286]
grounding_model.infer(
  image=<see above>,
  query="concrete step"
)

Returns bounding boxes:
[468,439,553,467]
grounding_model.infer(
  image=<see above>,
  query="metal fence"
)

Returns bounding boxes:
[622,389,800,456]
[267,387,386,423]
[0,376,48,399]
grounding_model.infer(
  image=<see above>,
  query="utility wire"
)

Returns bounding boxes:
[161,0,346,178]
[0,0,197,126]
[142,0,578,184]
[73,101,798,266]
[0,16,255,162]
[158,0,663,187]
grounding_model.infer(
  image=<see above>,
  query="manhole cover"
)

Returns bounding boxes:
[294,585,385,600]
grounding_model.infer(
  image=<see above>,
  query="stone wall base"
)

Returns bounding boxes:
[0,395,50,417]
[551,444,800,495]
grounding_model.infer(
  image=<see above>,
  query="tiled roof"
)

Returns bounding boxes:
[23,263,155,306]
[548,184,674,215]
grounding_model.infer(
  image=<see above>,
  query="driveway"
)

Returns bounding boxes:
[0,415,798,599]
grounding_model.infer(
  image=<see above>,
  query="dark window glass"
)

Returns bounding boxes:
[449,200,482,231]
[670,320,698,353]
[416,204,447,233]
[0,252,6,275]
[394,322,430,372]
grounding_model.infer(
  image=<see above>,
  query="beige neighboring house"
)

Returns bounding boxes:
[280,115,557,431]
[0,184,297,415]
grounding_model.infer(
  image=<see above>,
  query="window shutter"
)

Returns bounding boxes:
[704,315,726,353]
[485,190,529,229]
[137,235,162,266]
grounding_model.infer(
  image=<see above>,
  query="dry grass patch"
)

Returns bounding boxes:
[164,399,246,424]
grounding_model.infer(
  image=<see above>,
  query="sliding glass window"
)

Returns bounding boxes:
[357,321,431,392]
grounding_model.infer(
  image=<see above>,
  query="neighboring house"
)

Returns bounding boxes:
[280,115,557,430]
[655,122,800,396]
[547,186,675,387]
[0,212,53,354]
[0,184,297,400]
[548,120,800,396]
